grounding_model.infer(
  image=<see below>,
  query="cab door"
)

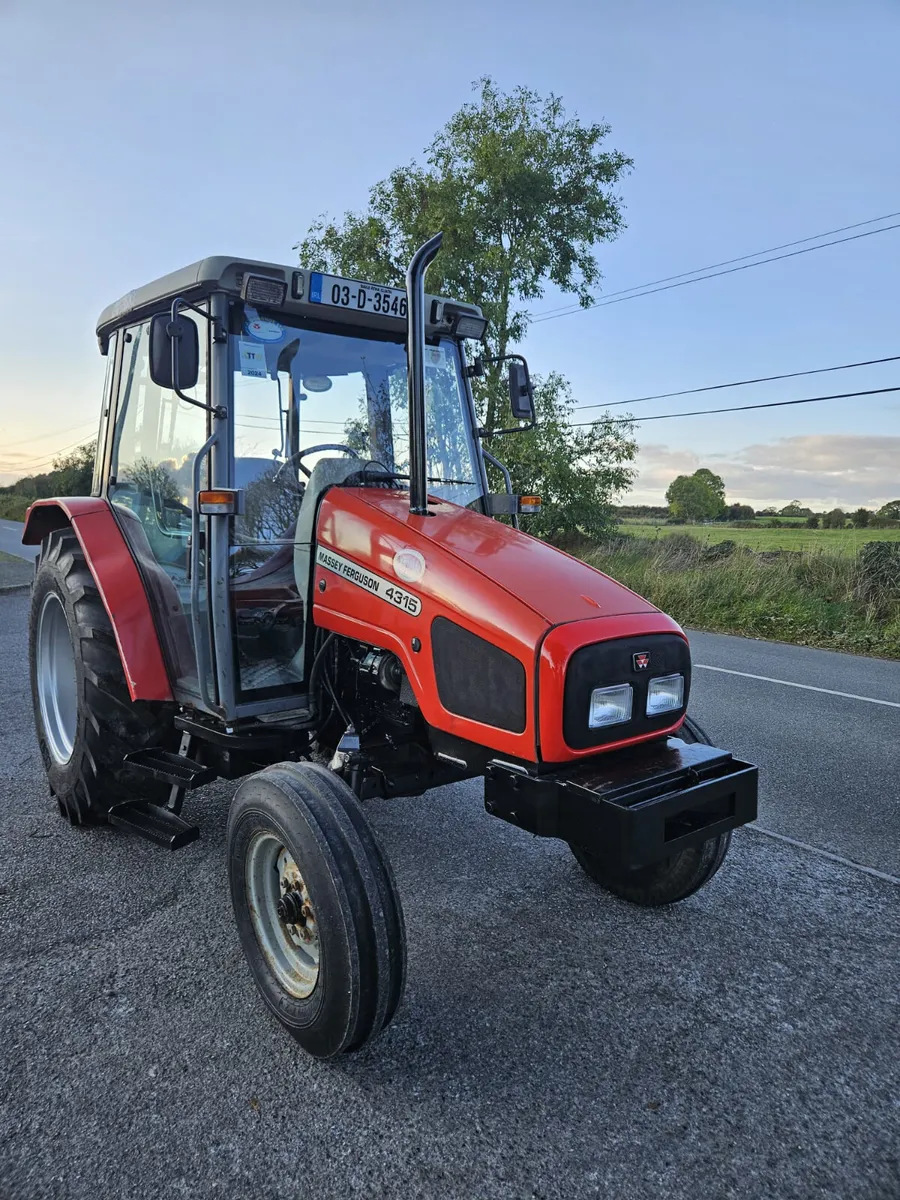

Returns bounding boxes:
[106,311,215,703]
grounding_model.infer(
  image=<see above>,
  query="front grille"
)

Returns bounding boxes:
[562,633,691,751]
[431,617,527,733]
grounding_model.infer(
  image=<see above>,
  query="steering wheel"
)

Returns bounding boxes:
[274,444,360,495]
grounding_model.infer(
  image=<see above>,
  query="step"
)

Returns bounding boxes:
[108,800,200,850]
[123,748,216,791]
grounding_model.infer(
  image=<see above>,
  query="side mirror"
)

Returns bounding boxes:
[508,360,535,422]
[149,312,199,392]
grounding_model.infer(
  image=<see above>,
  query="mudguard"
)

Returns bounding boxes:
[22,498,173,702]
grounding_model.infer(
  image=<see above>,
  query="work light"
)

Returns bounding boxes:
[646,674,685,717]
[588,684,633,729]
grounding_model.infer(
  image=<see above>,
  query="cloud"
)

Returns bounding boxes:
[627,435,900,509]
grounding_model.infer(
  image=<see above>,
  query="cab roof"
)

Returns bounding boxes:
[95,255,484,350]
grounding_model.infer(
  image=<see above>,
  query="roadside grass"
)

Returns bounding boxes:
[580,534,900,659]
[616,521,900,555]
[0,495,30,521]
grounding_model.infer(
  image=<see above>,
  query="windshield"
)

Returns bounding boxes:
[230,307,483,521]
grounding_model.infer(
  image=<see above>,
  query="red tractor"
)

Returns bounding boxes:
[24,235,757,1058]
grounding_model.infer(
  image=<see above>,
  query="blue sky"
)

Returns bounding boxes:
[1,0,897,507]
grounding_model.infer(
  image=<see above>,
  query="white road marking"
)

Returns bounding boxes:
[745,824,900,886]
[695,663,900,708]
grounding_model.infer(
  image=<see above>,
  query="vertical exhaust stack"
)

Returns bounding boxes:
[405,232,443,516]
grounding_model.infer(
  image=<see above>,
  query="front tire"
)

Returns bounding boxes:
[29,528,172,824]
[568,715,732,907]
[227,762,406,1058]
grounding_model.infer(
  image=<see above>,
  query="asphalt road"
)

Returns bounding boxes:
[0,520,38,562]
[0,589,898,1198]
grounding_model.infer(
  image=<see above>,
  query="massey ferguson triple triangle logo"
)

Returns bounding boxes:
[633,651,651,671]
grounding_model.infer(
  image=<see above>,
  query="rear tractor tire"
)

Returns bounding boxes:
[29,528,173,825]
[568,715,732,907]
[227,761,406,1059]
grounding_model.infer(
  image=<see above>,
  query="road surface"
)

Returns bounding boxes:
[0,518,38,562]
[0,556,897,1198]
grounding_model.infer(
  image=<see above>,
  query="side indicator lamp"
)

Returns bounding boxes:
[519,495,541,514]
[198,489,242,515]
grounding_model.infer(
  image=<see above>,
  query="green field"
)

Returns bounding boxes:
[617,521,900,555]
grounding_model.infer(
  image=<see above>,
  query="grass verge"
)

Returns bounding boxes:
[580,534,900,659]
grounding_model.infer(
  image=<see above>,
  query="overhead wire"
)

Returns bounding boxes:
[531,219,900,324]
[566,385,900,427]
[574,353,900,412]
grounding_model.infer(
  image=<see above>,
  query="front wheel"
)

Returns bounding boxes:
[227,762,406,1058]
[568,715,732,907]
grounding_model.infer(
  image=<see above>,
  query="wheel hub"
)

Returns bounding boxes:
[245,832,320,998]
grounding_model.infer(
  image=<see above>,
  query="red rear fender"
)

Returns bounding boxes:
[23,498,173,702]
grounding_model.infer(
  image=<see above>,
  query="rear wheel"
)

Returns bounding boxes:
[29,528,173,824]
[568,715,732,907]
[227,761,406,1058]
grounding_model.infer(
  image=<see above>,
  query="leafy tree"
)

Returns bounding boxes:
[780,499,811,517]
[822,508,847,529]
[665,470,727,522]
[725,502,755,522]
[486,373,636,541]
[805,514,820,528]
[877,500,900,520]
[297,77,636,534]
[852,507,871,528]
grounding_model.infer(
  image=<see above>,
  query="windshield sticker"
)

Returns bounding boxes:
[425,345,446,368]
[317,547,422,617]
[244,307,286,344]
[239,340,268,378]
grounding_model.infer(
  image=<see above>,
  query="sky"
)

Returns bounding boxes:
[1,0,898,509]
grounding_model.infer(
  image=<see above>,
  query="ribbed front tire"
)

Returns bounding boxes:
[227,762,406,1058]
[568,715,733,907]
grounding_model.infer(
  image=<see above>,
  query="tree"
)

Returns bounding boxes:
[851,507,870,527]
[297,77,637,534]
[780,500,811,517]
[822,508,847,529]
[805,515,819,528]
[665,469,727,522]
[878,500,900,520]
[725,502,755,522]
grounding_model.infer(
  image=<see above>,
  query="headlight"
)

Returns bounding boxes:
[646,673,685,716]
[588,684,633,729]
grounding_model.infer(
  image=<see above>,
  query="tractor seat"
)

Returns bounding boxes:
[293,456,365,594]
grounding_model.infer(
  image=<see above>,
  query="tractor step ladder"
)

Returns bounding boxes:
[107,799,199,850]
[113,733,212,849]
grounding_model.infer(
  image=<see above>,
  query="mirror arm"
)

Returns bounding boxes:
[168,297,227,419]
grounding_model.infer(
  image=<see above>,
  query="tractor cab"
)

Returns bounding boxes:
[90,251,532,724]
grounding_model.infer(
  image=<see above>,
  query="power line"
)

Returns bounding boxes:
[1,419,97,450]
[532,219,900,324]
[532,210,900,320]
[575,353,900,412]
[567,385,900,427]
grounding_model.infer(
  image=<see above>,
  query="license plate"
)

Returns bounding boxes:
[308,272,408,318]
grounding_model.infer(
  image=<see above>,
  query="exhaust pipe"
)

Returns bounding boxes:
[405,232,443,516]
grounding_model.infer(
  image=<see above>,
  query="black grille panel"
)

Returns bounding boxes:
[431,617,527,733]
[562,633,691,751]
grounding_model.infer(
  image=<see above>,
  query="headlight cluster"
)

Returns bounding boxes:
[588,673,684,729]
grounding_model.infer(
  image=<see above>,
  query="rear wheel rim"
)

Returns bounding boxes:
[246,831,320,998]
[36,592,78,766]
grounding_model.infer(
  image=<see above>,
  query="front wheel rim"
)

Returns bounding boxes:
[246,831,320,998]
[36,592,78,766]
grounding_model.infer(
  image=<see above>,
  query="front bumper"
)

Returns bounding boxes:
[484,737,758,870]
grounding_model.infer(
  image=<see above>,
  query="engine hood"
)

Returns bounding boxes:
[351,490,659,625]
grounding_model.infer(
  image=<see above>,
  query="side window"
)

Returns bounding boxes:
[108,313,209,578]
[91,330,119,496]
